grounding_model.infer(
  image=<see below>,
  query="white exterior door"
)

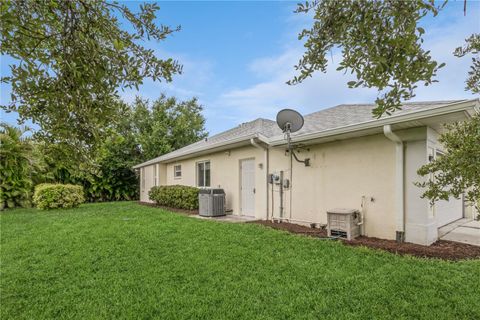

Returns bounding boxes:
[436,196,463,227]
[240,159,255,216]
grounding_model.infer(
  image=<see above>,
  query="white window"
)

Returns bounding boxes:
[174,165,182,179]
[141,167,145,191]
[196,161,210,187]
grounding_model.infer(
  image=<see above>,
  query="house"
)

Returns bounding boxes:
[133,99,479,245]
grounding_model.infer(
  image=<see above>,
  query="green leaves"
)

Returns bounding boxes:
[33,183,85,210]
[454,34,480,94]
[132,95,208,160]
[0,124,36,209]
[149,185,200,210]
[0,0,182,151]
[289,0,457,117]
[416,115,480,211]
[26,93,207,204]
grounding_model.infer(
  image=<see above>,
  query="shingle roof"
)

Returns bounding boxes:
[289,100,463,138]
[134,118,282,167]
[134,99,470,168]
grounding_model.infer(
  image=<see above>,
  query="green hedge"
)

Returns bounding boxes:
[149,185,199,210]
[33,183,85,210]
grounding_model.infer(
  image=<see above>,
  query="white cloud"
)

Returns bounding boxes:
[412,10,479,101]
[212,6,478,128]
[213,47,378,123]
[119,50,215,104]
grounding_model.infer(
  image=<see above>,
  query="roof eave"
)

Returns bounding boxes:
[132,133,264,169]
[133,99,479,168]
[269,99,479,146]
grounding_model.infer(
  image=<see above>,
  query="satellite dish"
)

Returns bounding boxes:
[276,108,310,166]
[276,108,304,133]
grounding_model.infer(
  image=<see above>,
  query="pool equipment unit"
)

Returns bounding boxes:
[327,208,361,240]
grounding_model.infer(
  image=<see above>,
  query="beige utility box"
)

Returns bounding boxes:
[327,208,361,240]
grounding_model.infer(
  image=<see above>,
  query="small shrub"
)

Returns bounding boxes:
[149,185,199,210]
[33,183,85,210]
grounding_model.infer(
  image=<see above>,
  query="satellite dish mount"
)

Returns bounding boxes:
[276,109,310,167]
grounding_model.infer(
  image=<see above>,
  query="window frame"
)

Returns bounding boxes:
[196,160,211,188]
[174,164,182,179]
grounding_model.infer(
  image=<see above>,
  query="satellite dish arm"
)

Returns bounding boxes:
[277,108,309,166]
[291,149,310,167]
[285,129,310,167]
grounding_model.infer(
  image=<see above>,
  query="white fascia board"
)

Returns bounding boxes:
[269,99,479,146]
[133,99,479,168]
[132,133,260,169]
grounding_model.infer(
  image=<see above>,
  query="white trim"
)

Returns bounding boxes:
[133,99,479,168]
[196,160,211,188]
[269,99,478,146]
[173,164,182,179]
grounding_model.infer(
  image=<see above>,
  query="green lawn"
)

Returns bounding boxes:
[1,202,479,319]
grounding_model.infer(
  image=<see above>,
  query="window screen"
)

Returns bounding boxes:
[197,161,210,187]
[174,165,182,178]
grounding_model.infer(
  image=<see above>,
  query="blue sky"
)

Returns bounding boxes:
[1,1,479,135]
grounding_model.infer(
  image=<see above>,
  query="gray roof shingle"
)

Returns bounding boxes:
[134,118,282,167]
[290,100,463,138]
[134,100,468,167]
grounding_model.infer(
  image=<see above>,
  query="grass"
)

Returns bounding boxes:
[1,202,479,320]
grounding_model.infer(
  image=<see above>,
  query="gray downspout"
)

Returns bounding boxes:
[383,125,405,242]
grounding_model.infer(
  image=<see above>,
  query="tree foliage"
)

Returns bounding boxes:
[149,185,200,210]
[2,94,207,205]
[290,0,478,117]
[0,0,182,149]
[292,0,479,207]
[454,34,480,94]
[132,95,208,160]
[83,131,142,202]
[33,183,85,210]
[417,116,480,211]
[0,124,36,209]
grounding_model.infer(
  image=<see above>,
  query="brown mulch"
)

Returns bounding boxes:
[344,236,480,261]
[138,201,198,215]
[252,220,480,261]
[252,220,328,237]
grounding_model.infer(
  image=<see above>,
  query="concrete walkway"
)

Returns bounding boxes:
[439,218,480,246]
[192,214,257,223]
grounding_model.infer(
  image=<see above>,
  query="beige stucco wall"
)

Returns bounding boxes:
[140,163,167,202]
[137,126,458,243]
[162,145,268,219]
[140,164,155,202]
[268,133,397,240]
[404,137,436,244]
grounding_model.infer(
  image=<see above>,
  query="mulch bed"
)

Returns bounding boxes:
[138,201,198,215]
[252,220,328,237]
[252,220,480,261]
[344,237,480,261]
